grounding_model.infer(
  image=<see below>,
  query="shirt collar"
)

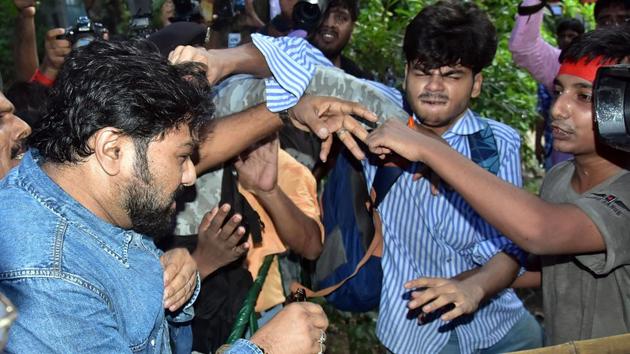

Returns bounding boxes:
[16,150,133,266]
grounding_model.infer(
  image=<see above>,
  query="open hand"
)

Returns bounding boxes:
[160,248,198,312]
[405,277,484,322]
[192,204,249,279]
[234,135,279,193]
[290,95,378,162]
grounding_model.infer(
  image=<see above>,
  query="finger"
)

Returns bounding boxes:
[300,107,330,139]
[337,130,365,160]
[408,289,440,310]
[404,277,447,289]
[208,204,231,235]
[331,101,378,123]
[219,214,242,240]
[164,271,190,309]
[344,116,370,143]
[232,241,250,257]
[46,28,65,40]
[198,207,219,233]
[226,226,246,248]
[421,293,457,314]
[441,305,466,322]
[319,136,333,162]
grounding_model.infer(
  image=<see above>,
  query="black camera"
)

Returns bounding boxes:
[593,64,630,152]
[171,0,205,22]
[292,0,328,33]
[61,16,107,48]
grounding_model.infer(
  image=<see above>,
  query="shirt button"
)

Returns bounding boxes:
[150,339,156,346]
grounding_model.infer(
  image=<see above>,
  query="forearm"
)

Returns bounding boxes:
[511,271,541,288]
[508,0,560,89]
[421,138,597,254]
[14,14,39,81]
[196,104,283,173]
[211,42,272,79]
[455,252,519,303]
[255,187,323,260]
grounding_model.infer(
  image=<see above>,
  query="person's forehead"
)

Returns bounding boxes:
[555,73,593,88]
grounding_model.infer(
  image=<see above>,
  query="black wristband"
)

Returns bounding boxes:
[517,0,547,16]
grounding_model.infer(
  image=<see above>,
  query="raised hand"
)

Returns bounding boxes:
[290,95,378,162]
[234,135,279,194]
[192,204,249,279]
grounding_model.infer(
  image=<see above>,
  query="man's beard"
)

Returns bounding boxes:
[122,176,184,242]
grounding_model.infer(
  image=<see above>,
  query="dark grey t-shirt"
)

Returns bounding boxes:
[540,161,630,345]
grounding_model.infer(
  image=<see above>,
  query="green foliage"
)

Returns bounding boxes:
[0,0,18,87]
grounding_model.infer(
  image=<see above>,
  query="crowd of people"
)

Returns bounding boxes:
[0,0,629,353]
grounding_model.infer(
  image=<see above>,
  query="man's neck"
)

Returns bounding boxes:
[42,162,130,228]
[571,151,625,194]
[331,54,342,69]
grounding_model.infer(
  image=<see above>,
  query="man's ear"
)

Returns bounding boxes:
[88,128,128,176]
[471,72,483,98]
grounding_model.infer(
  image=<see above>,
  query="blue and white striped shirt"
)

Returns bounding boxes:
[250,34,527,354]
[251,33,402,111]
[364,111,526,353]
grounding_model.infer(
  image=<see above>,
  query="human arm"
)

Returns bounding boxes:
[405,252,520,321]
[195,96,377,173]
[365,119,606,255]
[37,28,72,83]
[511,270,542,288]
[2,279,133,353]
[508,0,561,90]
[235,138,323,260]
[13,0,38,81]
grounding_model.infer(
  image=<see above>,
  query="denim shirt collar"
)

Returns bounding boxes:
[413,109,484,140]
[16,150,134,266]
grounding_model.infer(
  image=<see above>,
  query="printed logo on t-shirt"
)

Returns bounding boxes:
[587,193,630,216]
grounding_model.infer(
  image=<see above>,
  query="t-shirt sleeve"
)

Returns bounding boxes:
[574,174,630,275]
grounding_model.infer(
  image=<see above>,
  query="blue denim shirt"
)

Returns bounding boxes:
[0,152,260,354]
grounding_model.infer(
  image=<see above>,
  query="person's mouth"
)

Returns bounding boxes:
[419,94,448,106]
[10,140,26,161]
[551,123,574,139]
[318,28,338,42]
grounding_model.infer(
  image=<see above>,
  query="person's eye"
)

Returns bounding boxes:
[577,93,592,103]
[552,87,563,97]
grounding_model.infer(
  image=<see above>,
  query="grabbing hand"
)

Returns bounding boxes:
[40,28,72,79]
[160,248,198,312]
[169,46,229,85]
[405,277,484,322]
[251,302,329,354]
[234,135,279,194]
[290,96,378,162]
[192,204,249,279]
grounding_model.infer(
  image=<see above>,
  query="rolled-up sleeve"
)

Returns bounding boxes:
[251,34,333,112]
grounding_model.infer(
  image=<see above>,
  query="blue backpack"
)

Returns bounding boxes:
[292,120,501,312]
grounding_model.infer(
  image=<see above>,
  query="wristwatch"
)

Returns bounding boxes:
[517,0,547,16]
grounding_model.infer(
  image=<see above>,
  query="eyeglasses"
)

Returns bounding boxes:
[0,292,17,350]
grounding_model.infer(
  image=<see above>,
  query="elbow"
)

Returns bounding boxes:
[301,224,324,261]
[515,219,557,255]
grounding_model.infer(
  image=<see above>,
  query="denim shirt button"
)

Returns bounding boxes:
[150,339,155,347]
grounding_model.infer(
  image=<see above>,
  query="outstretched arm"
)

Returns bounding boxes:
[508,0,561,90]
[365,119,605,255]
[13,0,39,81]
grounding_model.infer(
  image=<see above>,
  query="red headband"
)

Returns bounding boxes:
[558,56,615,83]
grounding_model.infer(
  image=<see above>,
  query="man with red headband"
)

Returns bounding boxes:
[365,26,630,345]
